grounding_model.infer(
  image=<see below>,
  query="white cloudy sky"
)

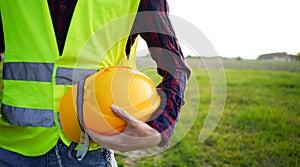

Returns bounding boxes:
[138,0,300,60]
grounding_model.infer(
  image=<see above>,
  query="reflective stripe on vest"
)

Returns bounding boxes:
[0,0,140,156]
[3,62,98,85]
[1,104,55,127]
[3,62,54,82]
[56,67,97,85]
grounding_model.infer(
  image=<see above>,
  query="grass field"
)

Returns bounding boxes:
[0,59,299,166]
[116,58,300,167]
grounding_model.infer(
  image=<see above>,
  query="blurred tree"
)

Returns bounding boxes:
[296,52,300,61]
[236,56,242,61]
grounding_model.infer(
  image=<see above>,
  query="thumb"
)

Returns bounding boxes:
[111,105,137,124]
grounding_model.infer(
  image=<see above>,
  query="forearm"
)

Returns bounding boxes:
[147,61,190,147]
[131,0,191,147]
[139,26,191,148]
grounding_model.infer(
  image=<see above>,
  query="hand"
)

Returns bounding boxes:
[86,105,162,152]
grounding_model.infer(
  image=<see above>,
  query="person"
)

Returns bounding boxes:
[0,0,190,166]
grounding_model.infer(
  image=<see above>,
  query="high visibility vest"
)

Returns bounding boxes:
[0,0,140,156]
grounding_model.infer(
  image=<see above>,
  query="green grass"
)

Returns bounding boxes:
[116,60,300,166]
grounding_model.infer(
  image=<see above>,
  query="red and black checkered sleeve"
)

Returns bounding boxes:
[131,0,191,147]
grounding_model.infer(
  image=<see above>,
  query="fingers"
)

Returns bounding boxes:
[86,105,162,152]
[87,129,161,152]
[111,105,137,124]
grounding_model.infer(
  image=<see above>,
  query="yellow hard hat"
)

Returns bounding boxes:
[59,66,161,143]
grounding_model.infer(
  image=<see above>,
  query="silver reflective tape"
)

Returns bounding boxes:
[76,132,90,161]
[76,79,90,161]
[1,104,55,128]
[76,79,86,131]
[3,62,54,82]
[56,67,97,85]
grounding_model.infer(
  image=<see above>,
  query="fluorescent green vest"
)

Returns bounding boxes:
[0,0,140,156]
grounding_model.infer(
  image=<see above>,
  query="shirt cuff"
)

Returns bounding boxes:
[147,88,183,148]
[149,119,175,147]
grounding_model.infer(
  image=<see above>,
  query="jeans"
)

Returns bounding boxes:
[0,140,117,167]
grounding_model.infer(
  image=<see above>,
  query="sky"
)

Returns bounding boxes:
[137,0,300,60]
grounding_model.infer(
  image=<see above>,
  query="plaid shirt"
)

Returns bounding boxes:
[0,0,190,147]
